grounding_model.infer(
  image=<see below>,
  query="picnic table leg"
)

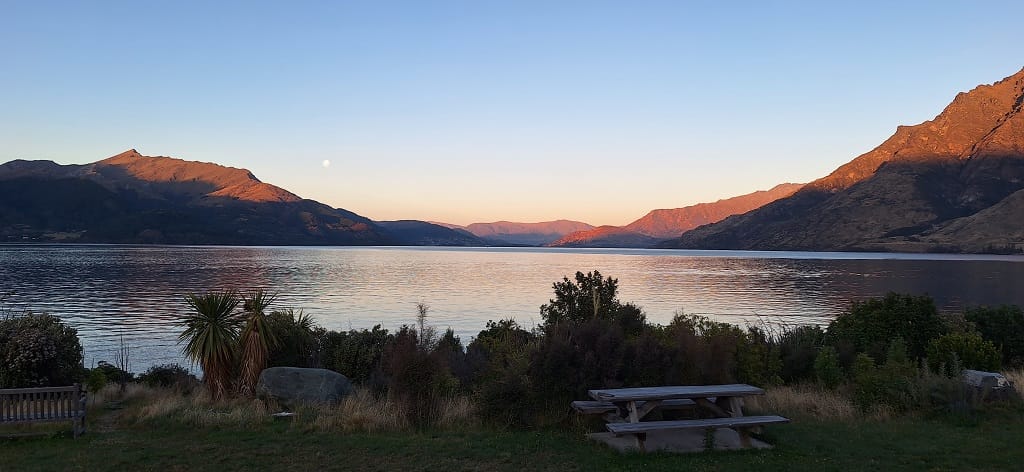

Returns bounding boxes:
[727,397,744,417]
[626,401,646,451]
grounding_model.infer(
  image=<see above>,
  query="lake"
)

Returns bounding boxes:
[2,244,1023,371]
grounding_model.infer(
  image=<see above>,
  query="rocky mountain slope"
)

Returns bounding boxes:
[663,67,1024,253]
[546,225,662,248]
[0,150,391,245]
[547,183,803,248]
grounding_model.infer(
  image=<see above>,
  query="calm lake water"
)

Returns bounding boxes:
[2,244,1024,371]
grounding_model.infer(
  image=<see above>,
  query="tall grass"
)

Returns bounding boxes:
[93,384,475,433]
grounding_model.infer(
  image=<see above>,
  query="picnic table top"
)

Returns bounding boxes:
[588,383,764,402]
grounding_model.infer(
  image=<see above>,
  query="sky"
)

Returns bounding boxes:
[2,1,1023,226]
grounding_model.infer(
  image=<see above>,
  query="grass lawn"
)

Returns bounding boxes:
[3,411,1023,471]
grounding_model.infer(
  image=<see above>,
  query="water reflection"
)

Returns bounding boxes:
[2,245,1023,370]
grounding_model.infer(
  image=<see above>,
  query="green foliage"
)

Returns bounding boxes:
[813,346,842,389]
[851,339,918,412]
[0,312,84,388]
[528,318,628,420]
[180,291,243,399]
[266,309,319,368]
[319,325,392,385]
[92,360,134,386]
[383,325,460,428]
[85,368,107,393]
[238,290,279,395]
[539,270,645,330]
[778,325,826,383]
[826,293,946,363]
[926,332,1001,376]
[466,319,536,428]
[137,364,198,390]
[736,326,783,387]
[964,305,1024,367]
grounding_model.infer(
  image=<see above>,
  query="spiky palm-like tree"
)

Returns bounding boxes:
[238,289,279,395]
[180,291,242,400]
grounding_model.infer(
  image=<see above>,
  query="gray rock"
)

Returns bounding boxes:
[962,369,1016,401]
[256,367,352,407]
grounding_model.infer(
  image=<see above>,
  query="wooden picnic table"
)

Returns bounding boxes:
[582,384,787,452]
[588,383,764,422]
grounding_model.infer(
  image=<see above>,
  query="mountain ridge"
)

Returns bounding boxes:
[663,67,1024,253]
[546,183,804,247]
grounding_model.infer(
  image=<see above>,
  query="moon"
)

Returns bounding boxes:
[321,159,331,168]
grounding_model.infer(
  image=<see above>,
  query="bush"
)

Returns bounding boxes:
[964,305,1024,367]
[851,339,918,412]
[137,363,198,390]
[926,332,1001,376]
[0,312,84,388]
[813,346,842,389]
[319,325,393,385]
[85,368,107,393]
[539,270,646,330]
[826,293,946,363]
[92,360,134,385]
[778,325,826,383]
[266,309,320,368]
[467,319,536,428]
[383,325,459,428]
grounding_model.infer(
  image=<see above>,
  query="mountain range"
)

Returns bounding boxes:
[547,183,803,247]
[5,68,1024,253]
[662,67,1024,254]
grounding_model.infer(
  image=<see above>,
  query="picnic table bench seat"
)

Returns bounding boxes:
[606,415,790,450]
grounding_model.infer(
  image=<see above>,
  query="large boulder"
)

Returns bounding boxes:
[962,369,1016,401]
[256,367,352,407]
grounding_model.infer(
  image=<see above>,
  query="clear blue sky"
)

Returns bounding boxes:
[2,1,1021,226]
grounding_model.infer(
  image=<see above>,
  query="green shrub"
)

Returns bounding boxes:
[826,293,946,363]
[319,325,393,385]
[964,305,1024,367]
[737,326,782,387]
[813,346,842,389]
[85,368,108,393]
[0,312,84,388]
[539,270,646,331]
[778,325,826,383]
[383,325,459,428]
[92,360,134,386]
[467,319,536,428]
[851,340,918,412]
[266,309,319,368]
[926,332,1001,376]
[137,363,198,389]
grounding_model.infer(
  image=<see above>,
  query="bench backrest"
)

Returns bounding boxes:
[0,384,85,421]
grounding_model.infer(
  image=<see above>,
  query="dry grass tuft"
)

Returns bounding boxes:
[1003,368,1024,389]
[751,385,862,421]
[310,388,410,432]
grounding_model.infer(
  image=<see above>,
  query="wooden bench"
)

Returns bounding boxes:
[606,415,790,450]
[0,384,87,438]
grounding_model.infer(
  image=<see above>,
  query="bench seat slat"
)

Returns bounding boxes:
[606,415,790,435]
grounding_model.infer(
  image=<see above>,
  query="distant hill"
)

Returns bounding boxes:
[436,220,594,246]
[0,150,390,245]
[546,183,803,248]
[663,67,1024,253]
[376,220,487,246]
[546,226,661,248]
